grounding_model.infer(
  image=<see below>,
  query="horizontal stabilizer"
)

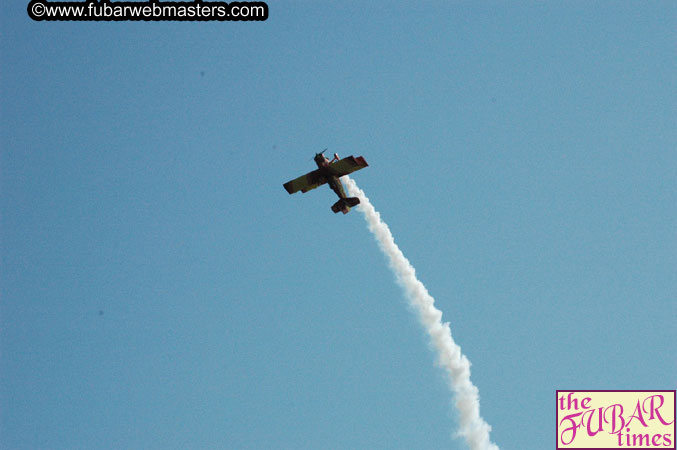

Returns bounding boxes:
[345,197,360,208]
[331,197,360,214]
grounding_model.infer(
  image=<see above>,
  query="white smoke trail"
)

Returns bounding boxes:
[344,176,499,450]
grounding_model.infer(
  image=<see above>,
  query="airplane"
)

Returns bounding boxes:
[283,150,368,214]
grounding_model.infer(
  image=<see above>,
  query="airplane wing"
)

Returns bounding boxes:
[327,156,369,177]
[283,169,327,194]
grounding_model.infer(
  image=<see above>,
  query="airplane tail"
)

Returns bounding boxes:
[331,197,360,214]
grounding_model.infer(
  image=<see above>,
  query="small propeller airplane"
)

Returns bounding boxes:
[283,150,369,214]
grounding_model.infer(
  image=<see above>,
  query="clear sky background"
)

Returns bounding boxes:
[2,2,675,449]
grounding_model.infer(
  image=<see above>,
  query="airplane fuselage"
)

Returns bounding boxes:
[313,154,349,200]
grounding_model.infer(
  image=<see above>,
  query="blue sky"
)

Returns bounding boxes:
[2,2,675,449]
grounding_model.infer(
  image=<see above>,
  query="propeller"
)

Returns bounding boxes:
[311,148,328,160]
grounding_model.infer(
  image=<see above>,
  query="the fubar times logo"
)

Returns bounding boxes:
[557,390,676,449]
